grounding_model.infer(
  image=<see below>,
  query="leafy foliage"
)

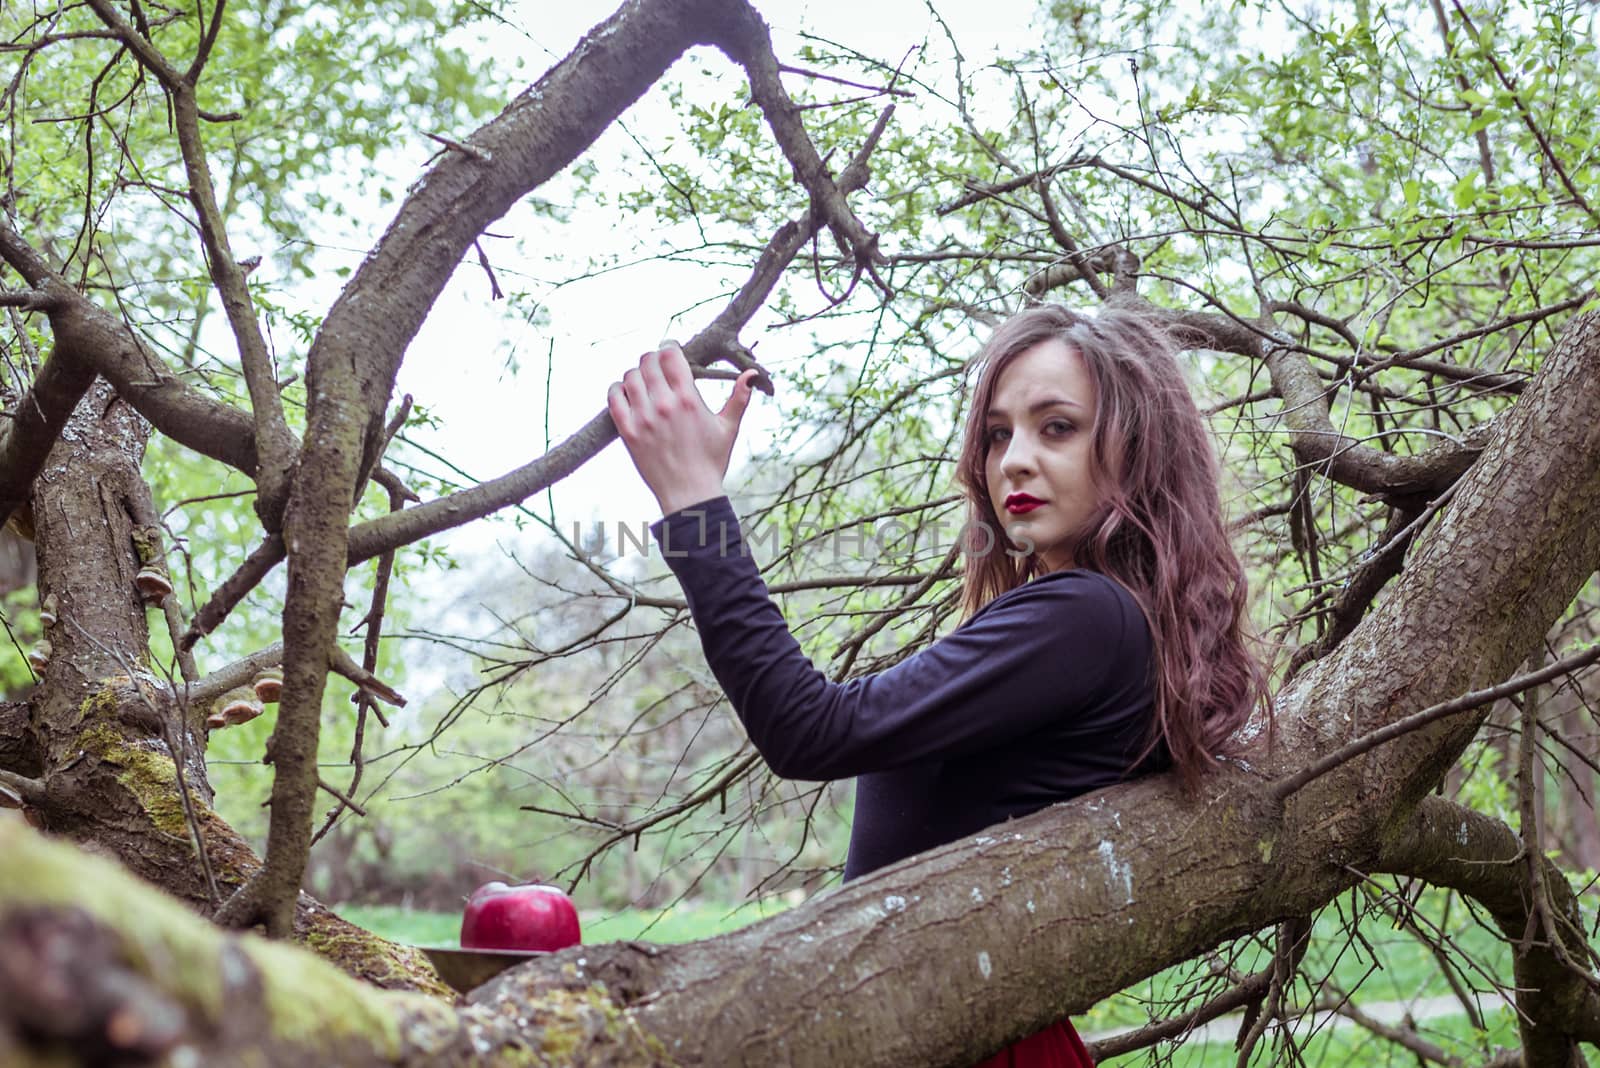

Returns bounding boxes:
[3,0,1598,1060]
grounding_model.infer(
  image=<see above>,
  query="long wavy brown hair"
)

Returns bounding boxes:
[956,304,1268,788]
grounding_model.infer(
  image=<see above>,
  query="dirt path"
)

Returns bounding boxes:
[1086,992,1511,1047]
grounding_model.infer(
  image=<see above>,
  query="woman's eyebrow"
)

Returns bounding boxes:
[985,397,1084,419]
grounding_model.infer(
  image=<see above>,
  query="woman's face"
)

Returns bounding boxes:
[982,338,1101,571]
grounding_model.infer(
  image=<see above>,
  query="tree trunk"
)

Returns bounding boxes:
[7,311,1600,1064]
[10,379,448,998]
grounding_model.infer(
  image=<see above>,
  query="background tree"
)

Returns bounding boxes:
[2,0,1598,1066]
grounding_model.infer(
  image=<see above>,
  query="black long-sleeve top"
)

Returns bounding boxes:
[651,496,1162,881]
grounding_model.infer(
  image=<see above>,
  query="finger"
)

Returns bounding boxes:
[638,349,673,404]
[718,368,758,430]
[620,366,649,410]
[606,382,633,435]
[656,340,694,392]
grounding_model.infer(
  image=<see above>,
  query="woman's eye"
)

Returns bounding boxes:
[1045,420,1074,436]
[987,426,1011,444]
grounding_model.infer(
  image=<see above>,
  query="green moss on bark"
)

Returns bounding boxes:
[75,686,120,729]
[303,906,455,999]
[533,988,651,1063]
[0,821,683,1065]
[71,713,189,840]
[0,821,418,1059]
[117,749,186,837]
[252,934,406,1055]
[0,818,227,1020]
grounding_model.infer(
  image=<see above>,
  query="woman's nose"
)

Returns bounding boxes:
[1000,434,1035,475]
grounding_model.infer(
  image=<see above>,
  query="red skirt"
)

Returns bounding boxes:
[972,1019,1094,1068]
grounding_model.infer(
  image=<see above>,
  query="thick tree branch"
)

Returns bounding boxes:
[0,222,259,476]
[85,0,296,516]
[476,312,1600,1064]
[708,6,885,272]
[1107,295,1487,499]
[1259,329,1485,499]
[340,105,889,569]
[6,306,1600,1065]
[0,344,96,531]
[186,642,283,710]
[1379,797,1600,1061]
[0,288,60,310]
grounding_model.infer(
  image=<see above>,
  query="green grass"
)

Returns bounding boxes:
[1081,899,1519,1064]
[1083,904,1512,1036]
[1092,1005,1521,1066]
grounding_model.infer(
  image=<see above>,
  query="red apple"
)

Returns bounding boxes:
[460,881,581,952]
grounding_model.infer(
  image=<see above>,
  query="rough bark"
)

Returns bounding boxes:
[5,1,1600,1063]
[0,340,95,533]
[10,379,446,996]
[0,702,40,779]
[218,0,884,936]
[1381,797,1600,1064]
[0,223,261,478]
[5,309,1599,1064]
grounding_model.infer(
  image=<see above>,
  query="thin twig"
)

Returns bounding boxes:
[423,130,490,162]
[329,646,404,707]
[1273,642,1600,800]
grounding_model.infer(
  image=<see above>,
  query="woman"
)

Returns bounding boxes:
[606,305,1267,1066]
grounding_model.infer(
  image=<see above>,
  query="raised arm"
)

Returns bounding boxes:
[650,497,1152,780]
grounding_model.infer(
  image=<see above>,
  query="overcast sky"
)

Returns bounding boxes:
[378,0,1044,552]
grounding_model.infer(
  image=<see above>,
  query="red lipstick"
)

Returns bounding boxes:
[1005,493,1044,515]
